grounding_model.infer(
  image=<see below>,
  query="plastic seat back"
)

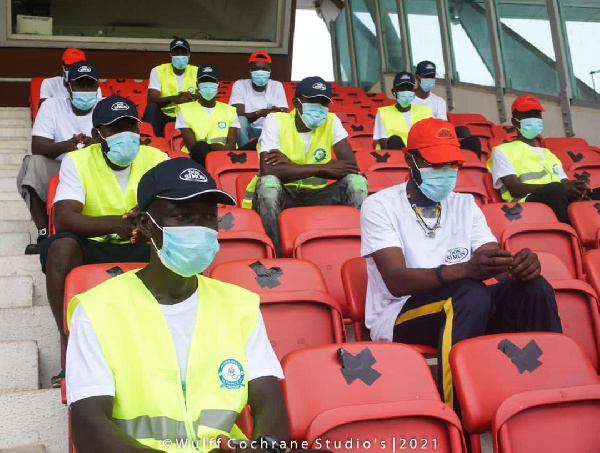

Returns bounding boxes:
[363,171,394,194]
[481,202,559,241]
[355,150,409,184]
[583,248,600,297]
[483,173,502,203]
[447,113,490,126]
[544,146,600,170]
[47,174,60,236]
[205,150,259,200]
[544,137,589,150]
[341,257,368,340]
[569,163,600,189]
[568,200,600,248]
[533,251,572,279]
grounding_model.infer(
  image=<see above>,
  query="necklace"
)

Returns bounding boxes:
[406,192,442,238]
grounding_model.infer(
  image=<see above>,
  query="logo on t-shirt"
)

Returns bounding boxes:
[218,359,245,389]
[179,168,208,182]
[445,247,469,263]
[312,82,327,91]
[111,101,130,111]
[313,148,327,162]
[217,121,226,129]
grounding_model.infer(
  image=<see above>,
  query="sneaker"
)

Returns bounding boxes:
[24,228,47,255]
[51,368,65,388]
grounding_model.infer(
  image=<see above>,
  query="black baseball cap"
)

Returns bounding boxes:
[393,71,416,87]
[92,95,140,128]
[416,60,436,76]
[198,64,220,81]
[170,37,190,52]
[295,76,332,101]
[68,61,99,82]
[138,158,236,211]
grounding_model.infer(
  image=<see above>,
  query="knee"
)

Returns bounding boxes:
[47,237,82,274]
[542,182,568,199]
[238,116,249,129]
[455,126,471,138]
[517,275,554,299]
[342,174,368,204]
[452,279,493,317]
[143,102,161,116]
[387,135,405,150]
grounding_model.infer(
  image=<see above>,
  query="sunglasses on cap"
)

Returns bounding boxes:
[413,155,462,170]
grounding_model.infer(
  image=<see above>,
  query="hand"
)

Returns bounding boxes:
[465,247,514,281]
[66,134,82,151]
[113,215,137,241]
[320,160,360,179]
[562,179,588,200]
[77,134,94,147]
[263,150,292,166]
[508,248,541,281]
[173,91,195,104]
[209,435,268,453]
[123,207,150,244]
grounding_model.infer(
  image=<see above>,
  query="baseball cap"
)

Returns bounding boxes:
[62,48,86,66]
[198,64,220,81]
[512,94,545,113]
[416,60,436,76]
[138,158,236,211]
[92,95,140,128]
[170,37,190,52]
[67,61,99,82]
[405,118,465,165]
[249,51,272,64]
[295,76,332,101]
[393,71,416,87]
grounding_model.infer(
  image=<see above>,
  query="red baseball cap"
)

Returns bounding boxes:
[62,48,86,66]
[405,118,465,164]
[512,94,545,113]
[249,51,272,64]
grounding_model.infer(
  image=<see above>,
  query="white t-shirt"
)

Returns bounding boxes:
[258,113,348,155]
[148,67,185,92]
[39,76,102,100]
[490,145,567,190]
[360,183,497,341]
[229,79,288,129]
[31,98,97,161]
[373,110,412,141]
[66,291,283,405]
[174,108,241,131]
[412,92,448,121]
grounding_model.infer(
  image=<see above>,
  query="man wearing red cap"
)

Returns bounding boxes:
[362,118,562,410]
[229,51,288,149]
[487,94,597,223]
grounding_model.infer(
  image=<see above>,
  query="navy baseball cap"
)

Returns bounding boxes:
[416,61,436,75]
[138,158,235,211]
[393,71,416,87]
[170,37,190,52]
[68,61,98,82]
[198,64,220,81]
[92,95,140,128]
[295,76,332,101]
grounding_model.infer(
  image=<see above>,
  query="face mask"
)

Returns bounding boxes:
[517,118,543,140]
[396,91,415,108]
[64,69,69,82]
[172,55,189,70]
[251,70,271,87]
[415,164,458,202]
[101,131,140,167]
[148,214,219,277]
[420,79,435,93]
[71,91,97,111]
[198,82,219,101]
[299,102,328,129]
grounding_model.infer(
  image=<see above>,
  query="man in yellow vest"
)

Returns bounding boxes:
[176,63,239,166]
[144,38,198,136]
[373,71,432,150]
[487,95,597,222]
[66,158,290,453]
[243,76,367,257]
[42,96,167,356]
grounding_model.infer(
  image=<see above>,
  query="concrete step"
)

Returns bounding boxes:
[0,201,30,221]
[0,193,22,202]
[0,147,28,156]
[0,256,47,306]
[0,275,34,309]
[0,108,31,120]
[0,233,31,256]
[0,444,46,453]
[0,155,26,166]
[0,221,38,238]
[0,341,39,392]
[0,306,60,389]
[0,127,30,140]
[0,177,18,193]
[0,389,67,453]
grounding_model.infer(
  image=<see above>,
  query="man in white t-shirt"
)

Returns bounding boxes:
[66,158,289,452]
[17,61,101,255]
[361,117,562,410]
[229,51,288,149]
[411,60,447,121]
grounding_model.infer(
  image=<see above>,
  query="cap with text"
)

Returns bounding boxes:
[249,51,272,64]
[511,94,545,114]
[92,95,140,128]
[198,64,220,81]
[295,76,332,101]
[138,158,236,211]
[62,48,86,66]
[405,118,465,164]
[67,61,99,83]
[393,71,416,87]
[170,38,190,52]
[416,60,436,76]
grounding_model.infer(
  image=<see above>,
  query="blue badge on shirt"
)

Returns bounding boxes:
[313,148,327,162]
[218,359,245,389]
[218,121,227,129]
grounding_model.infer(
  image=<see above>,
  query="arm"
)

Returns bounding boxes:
[147,88,180,108]
[500,175,548,199]
[232,103,269,122]
[180,127,197,152]
[332,138,356,163]
[54,200,135,240]
[248,376,290,440]
[32,135,80,159]
[376,138,388,150]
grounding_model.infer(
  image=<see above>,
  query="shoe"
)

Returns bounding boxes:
[24,228,48,255]
[51,368,65,388]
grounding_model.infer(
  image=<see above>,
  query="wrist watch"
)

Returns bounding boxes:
[255,434,286,453]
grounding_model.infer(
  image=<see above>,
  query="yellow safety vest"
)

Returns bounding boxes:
[376,104,433,149]
[178,101,238,153]
[68,271,258,452]
[486,140,564,202]
[68,143,167,243]
[241,109,335,209]
[156,63,199,117]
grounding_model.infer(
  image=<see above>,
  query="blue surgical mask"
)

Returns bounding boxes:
[518,118,543,140]
[172,55,189,70]
[71,91,97,111]
[420,79,435,93]
[102,131,140,167]
[299,102,328,129]
[415,164,458,202]
[251,70,271,87]
[396,91,415,108]
[198,82,219,101]
[148,214,219,277]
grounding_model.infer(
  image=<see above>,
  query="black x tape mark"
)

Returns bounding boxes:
[594,203,600,215]
[351,124,364,132]
[217,212,235,231]
[498,338,543,373]
[370,151,391,163]
[501,203,523,221]
[567,150,584,162]
[106,266,124,278]
[248,261,283,289]
[574,171,591,186]
[227,152,248,164]
[338,347,382,386]
[140,138,152,146]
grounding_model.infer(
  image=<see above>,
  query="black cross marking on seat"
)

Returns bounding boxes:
[370,151,391,163]
[140,138,152,146]
[351,124,364,132]
[368,113,376,119]
[218,212,235,231]
[502,126,516,133]
[567,150,584,162]
[106,266,124,278]
[498,339,543,373]
[594,203,600,215]
[501,203,523,221]
[337,347,381,386]
[574,171,591,186]
[248,261,283,289]
[227,152,247,164]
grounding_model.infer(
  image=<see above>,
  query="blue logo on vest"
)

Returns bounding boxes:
[314,148,327,162]
[218,121,227,129]
[218,359,245,389]
[552,163,559,175]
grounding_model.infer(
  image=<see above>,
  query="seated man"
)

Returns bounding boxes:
[373,71,432,150]
[143,38,198,136]
[18,61,101,255]
[229,51,288,149]
[411,60,447,120]
[487,94,597,223]
[176,63,240,166]
[243,76,367,257]
[66,158,289,453]
[361,117,562,410]
[43,95,167,351]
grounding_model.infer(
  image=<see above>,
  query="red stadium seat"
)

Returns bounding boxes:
[281,343,465,451]
[205,151,259,200]
[235,172,255,208]
[125,94,147,120]
[544,137,589,150]
[544,145,600,171]
[568,201,600,249]
[534,251,572,279]
[138,122,156,137]
[450,332,600,453]
[163,122,176,141]
[483,173,503,203]
[347,136,374,153]
[568,162,600,189]
[363,171,394,194]
[583,249,600,296]
[355,150,409,184]
[491,124,518,139]
[455,172,488,206]
[465,124,493,139]
[447,112,491,126]
[47,174,59,237]
[459,163,487,192]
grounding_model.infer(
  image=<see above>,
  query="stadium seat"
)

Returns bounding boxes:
[450,332,600,453]
[489,136,544,150]
[459,163,487,192]
[568,162,600,189]
[483,173,503,203]
[205,150,259,200]
[163,122,176,142]
[46,174,59,237]
[491,124,517,139]
[535,251,572,279]
[125,94,147,121]
[544,137,589,150]
[363,171,394,194]
[347,135,373,153]
[447,112,491,126]
[583,249,600,296]
[281,343,465,451]
[544,145,600,170]
[355,150,409,184]
[138,122,155,137]
[455,172,488,206]
[465,124,493,139]
[568,201,600,249]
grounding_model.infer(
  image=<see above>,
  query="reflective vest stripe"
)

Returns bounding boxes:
[520,170,549,182]
[194,409,239,434]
